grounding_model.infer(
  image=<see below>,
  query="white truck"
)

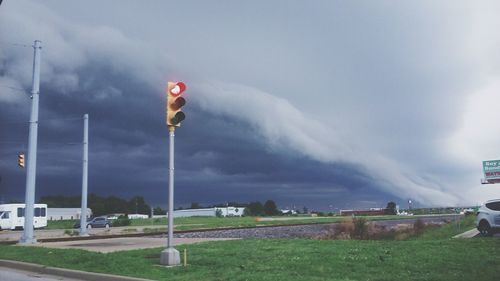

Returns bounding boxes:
[0,203,48,230]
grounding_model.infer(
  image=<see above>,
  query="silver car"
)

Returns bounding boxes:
[476,199,500,236]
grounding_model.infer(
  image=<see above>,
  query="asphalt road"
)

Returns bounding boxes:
[0,267,84,281]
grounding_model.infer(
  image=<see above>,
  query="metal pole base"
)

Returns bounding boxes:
[18,236,37,245]
[160,247,180,266]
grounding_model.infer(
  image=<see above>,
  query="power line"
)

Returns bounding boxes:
[0,116,84,125]
[38,117,84,122]
[0,141,82,146]
[0,41,30,48]
[0,85,27,92]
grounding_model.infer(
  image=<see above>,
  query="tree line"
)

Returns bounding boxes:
[41,194,151,217]
[39,195,284,217]
[184,200,281,216]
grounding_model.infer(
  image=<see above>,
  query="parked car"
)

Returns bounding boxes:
[73,216,111,229]
[476,199,500,236]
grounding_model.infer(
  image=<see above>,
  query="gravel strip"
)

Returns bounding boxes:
[171,216,456,239]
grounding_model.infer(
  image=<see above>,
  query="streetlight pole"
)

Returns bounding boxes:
[20,40,41,245]
[79,114,89,236]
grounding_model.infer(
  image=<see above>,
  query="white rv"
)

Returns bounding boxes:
[0,204,48,230]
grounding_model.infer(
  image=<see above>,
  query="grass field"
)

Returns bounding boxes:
[46,214,450,230]
[2,216,499,281]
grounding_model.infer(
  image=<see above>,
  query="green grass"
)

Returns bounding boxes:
[46,219,78,229]
[0,238,498,281]
[1,217,499,281]
[414,215,476,240]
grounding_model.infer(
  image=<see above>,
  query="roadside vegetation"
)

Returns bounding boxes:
[2,215,498,281]
[316,214,477,241]
[46,214,451,231]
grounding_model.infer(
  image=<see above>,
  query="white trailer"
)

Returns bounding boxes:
[0,204,48,230]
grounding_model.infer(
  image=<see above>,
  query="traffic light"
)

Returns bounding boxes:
[18,153,25,168]
[166,81,187,127]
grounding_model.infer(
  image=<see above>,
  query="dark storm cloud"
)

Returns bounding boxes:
[2,0,500,208]
[0,59,382,210]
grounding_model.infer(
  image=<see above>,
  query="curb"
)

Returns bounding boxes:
[452,228,479,239]
[0,259,153,281]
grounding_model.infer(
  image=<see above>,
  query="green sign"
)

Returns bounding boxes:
[483,160,500,181]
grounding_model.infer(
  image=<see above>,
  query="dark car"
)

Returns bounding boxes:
[74,217,111,229]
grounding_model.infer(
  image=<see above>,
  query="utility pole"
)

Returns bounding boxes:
[79,114,89,236]
[19,40,41,245]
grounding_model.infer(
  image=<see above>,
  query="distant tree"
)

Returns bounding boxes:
[128,196,150,214]
[303,206,309,214]
[385,201,397,215]
[263,200,280,216]
[153,207,166,215]
[215,209,223,218]
[41,194,152,217]
[244,201,264,216]
[41,195,80,208]
[190,202,201,209]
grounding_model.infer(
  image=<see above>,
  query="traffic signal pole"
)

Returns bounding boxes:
[161,81,186,266]
[160,126,181,266]
[79,114,89,236]
[167,126,175,249]
[20,40,41,245]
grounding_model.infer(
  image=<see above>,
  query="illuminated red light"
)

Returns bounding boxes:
[169,82,186,97]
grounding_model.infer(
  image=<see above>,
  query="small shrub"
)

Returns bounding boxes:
[413,219,426,235]
[63,229,79,236]
[352,217,368,239]
[216,209,223,218]
[113,215,131,227]
[334,218,355,239]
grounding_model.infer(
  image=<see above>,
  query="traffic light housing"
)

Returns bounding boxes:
[18,153,25,168]
[166,81,187,127]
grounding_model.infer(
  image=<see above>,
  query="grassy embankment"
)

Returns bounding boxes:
[2,215,499,280]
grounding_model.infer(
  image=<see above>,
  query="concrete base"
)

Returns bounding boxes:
[160,247,180,266]
[18,236,37,245]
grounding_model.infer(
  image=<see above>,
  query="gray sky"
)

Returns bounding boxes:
[1,0,500,209]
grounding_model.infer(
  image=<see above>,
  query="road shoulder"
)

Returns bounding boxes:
[0,259,152,281]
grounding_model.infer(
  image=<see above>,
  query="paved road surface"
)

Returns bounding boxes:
[0,267,83,281]
[38,237,236,253]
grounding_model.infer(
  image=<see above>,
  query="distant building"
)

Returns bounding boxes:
[217,206,245,217]
[127,214,149,219]
[339,209,386,216]
[171,208,216,218]
[47,208,92,221]
[165,207,246,218]
[280,209,297,215]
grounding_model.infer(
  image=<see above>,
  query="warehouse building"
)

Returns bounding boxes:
[161,207,246,218]
[47,208,92,221]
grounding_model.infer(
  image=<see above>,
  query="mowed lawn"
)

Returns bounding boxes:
[0,239,498,281]
[1,217,499,281]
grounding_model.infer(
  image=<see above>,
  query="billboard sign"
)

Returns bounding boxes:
[483,160,500,182]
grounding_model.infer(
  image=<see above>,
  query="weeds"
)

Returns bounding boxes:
[318,217,440,240]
